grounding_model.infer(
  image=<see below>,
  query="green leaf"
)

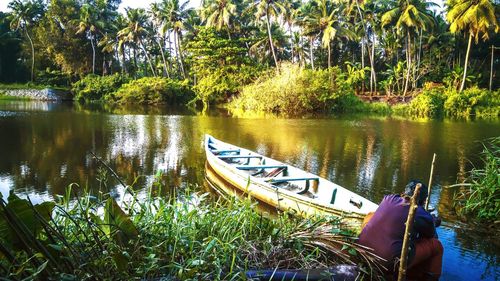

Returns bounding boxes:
[113,250,130,272]
[0,191,55,250]
[104,198,138,244]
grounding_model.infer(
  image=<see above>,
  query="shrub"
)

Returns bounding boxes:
[444,87,500,118]
[72,74,129,101]
[36,69,72,88]
[230,64,352,115]
[192,64,261,107]
[406,88,446,118]
[109,77,194,104]
[455,137,500,222]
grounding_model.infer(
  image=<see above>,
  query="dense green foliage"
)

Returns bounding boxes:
[109,77,194,104]
[230,64,354,115]
[395,87,500,119]
[455,137,500,222]
[186,27,262,107]
[444,87,500,118]
[1,0,498,97]
[0,183,383,280]
[72,73,130,101]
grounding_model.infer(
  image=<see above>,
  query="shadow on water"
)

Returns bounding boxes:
[0,100,499,280]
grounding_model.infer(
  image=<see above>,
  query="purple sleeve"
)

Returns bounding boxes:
[414,206,436,238]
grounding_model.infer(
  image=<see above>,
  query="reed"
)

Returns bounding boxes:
[0,174,385,280]
[455,137,500,222]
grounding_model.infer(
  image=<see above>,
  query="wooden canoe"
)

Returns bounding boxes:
[204,134,378,229]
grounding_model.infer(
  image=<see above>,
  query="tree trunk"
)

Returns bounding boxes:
[460,32,472,92]
[328,42,331,68]
[289,25,294,63]
[310,37,315,70]
[157,37,170,78]
[266,12,279,69]
[121,46,128,74]
[90,34,96,74]
[403,31,411,97]
[175,30,186,78]
[133,48,138,78]
[25,28,35,82]
[139,39,156,77]
[370,31,376,95]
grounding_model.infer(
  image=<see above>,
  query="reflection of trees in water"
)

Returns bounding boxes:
[1,106,498,216]
[452,225,500,279]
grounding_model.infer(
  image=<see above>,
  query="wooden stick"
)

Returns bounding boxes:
[425,153,437,210]
[397,183,422,281]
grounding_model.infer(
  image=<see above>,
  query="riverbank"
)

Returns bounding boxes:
[1,70,498,119]
[0,84,72,101]
[0,184,383,280]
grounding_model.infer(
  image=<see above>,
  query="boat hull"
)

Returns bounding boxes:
[204,135,378,229]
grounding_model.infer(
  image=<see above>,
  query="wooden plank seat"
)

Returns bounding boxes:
[212,149,240,154]
[264,177,319,183]
[218,155,262,159]
[234,165,287,170]
[265,177,319,194]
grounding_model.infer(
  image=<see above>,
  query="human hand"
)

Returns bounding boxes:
[432,214,441,227]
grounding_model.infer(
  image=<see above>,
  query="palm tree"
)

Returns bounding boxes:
[301,0,355,68]
[150,3,170,77]
[446,0,499,92]
[161,0,193,78]
[200,0,237,38]
[250,0,285,68]
[118,8,157,77]
[381,0,435,95]
[8,0,44,82]
[76,4,103,74]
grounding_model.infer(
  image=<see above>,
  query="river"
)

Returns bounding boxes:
[0,100,498,280]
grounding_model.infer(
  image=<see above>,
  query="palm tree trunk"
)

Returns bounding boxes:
[289,25,294,63]
[90,34,96,74]
[266,13,279,69]
[157,37,170,78]
[132,48,138,78]
[328,42,331,68]
[175,30,186,78]
[121,46,128,74]
[371,32,376,94]
[460,32,472,92]
[403,31,411,97]
[309,37,315,70]
[24,28,35,82]
[139,39,157,77]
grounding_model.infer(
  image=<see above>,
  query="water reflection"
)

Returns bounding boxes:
[0,101,499,280]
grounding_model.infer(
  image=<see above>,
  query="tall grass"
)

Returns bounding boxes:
[455,137,500,222]
[0,175,384,280]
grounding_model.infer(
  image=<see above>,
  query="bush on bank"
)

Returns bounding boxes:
[108,77,194,104]
[229,64,353,115]
[72,73,129,101]
[394,87,499,119]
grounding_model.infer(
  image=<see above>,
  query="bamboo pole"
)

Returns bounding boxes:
[397,183,422,281]
[425,153,437,210]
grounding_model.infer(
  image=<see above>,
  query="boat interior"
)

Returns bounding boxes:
[207,139,322,200]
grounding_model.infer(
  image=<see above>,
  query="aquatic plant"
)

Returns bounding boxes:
[0,178,384,280]
[454,137,500,222]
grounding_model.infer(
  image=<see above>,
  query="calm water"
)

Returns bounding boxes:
[0,100,498,280]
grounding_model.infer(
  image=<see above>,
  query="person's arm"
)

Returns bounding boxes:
[414,207,437,238]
